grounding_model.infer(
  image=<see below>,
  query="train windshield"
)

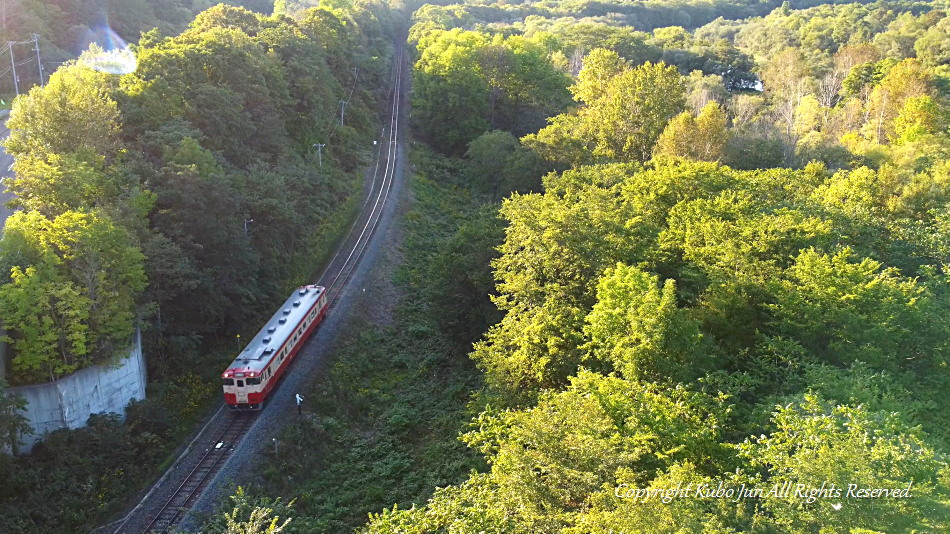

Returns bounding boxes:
[222,378,234,386]
[246,377,261,385]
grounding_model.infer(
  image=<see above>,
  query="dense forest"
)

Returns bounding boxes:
[215,0,950,533]
[0,1,395,531]
[1,1,392,384]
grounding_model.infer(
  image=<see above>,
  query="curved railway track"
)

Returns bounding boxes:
[101,39,407,534]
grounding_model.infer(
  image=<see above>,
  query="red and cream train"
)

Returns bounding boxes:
[222,285,328,409]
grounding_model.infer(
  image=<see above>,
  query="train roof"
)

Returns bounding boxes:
[222,285,325,377]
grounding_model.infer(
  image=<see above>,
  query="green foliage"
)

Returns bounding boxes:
[203,487,295,534]
[653,102,730,161]
[4,64,121,165]
[365,371,728,533]
[367,155,950,532]
[736,394,949,533]
[0,210,146,384]
[0,381,31,454]
[585,264,707,383]
[0,3,395,532]
[359,4,950,534]
[5,2,393,380]
[770,247,945,372]
[428,204,505,347]
[525,50,686,165]
[412,29,571,153]
[463,130,545,201]
[0,387,211,533]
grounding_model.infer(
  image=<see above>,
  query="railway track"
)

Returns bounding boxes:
[141,413,257,534]
[100,39,407,534]
[319,40,404,307]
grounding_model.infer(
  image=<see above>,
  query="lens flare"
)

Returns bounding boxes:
[78,26,137,75]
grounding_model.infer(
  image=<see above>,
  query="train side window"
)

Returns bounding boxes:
[237,380,244,387]
[223,378,234,386]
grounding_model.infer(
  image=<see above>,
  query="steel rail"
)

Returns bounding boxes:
[323,43,403,306]
[141,413,256,533]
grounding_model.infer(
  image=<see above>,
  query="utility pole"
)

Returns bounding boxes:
[339,100,347,125]
[8,42,18,95]
[32,34,43,86]
[312,143,325,167]
[244,218,253,234]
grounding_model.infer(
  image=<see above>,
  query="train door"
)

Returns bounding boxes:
[236,378,248,405]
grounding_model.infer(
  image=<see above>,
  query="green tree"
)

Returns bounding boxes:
[4,63,121,163]
[365,371,726,533]
[412,29,570,153]
[0,260,91,383]
[204,487,294,534]
[867,58,934,144]
[891,95,944,145]
[737,394,949,533]
[914,16,950,67]
[0,380,32,453]
[652,111,694,160]
[412,29,491,153]
[0,210,146,384]
[584,263,706,382]
[761,47,813,153]
[429,205,505,347]
[653,102,729,162]
[464,130,544,200]
[4,153,139,218]
[585,59,686,162]
[570,47,628,106]
[527,50,685,165]
[770,247,944,373]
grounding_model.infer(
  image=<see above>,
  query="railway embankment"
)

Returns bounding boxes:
[6,330,145,453]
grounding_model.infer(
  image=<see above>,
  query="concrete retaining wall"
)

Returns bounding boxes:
[8,329,146,452]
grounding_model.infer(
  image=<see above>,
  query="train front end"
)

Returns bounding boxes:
[222,364,265,410]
